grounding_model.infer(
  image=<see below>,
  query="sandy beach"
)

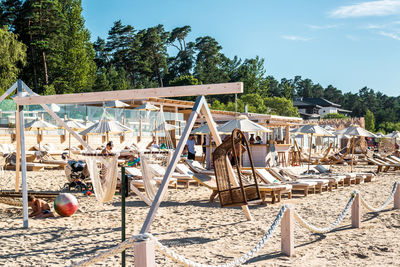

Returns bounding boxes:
[1,164,400,267]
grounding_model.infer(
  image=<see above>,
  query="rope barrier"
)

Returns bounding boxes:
[359,181,398,212]
[151,205,288,267]
[71,234,150,267]
[293,191,356,234]
[71,181,399,267]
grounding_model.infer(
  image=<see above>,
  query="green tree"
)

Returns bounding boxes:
[0,0,22,31]
[194,36,229,84]
[57,0,96,93]
[263,96,299,117]
[364,109,375,132]
[138,24,168,87]
[0,26,26,94]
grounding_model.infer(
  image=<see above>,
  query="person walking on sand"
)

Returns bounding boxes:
[28,195,54,218]
[186,135,196,160]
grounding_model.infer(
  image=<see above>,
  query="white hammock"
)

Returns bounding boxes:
[85,153,119,203]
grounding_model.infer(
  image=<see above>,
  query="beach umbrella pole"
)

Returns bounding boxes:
[308,134,312,173]
[351,136,355,172]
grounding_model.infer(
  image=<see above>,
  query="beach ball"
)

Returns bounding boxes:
[54,193,78,217]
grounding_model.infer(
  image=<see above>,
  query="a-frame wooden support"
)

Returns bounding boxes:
[140,96,252,234]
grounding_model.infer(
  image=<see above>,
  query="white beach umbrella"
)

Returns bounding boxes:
[134,103,160,111]
[103,100,130,108]
[293,125,333,172]
[335,125,376,172]
[25,119,59,152]
[62,119,85,156]
[191,124,221,135]
[217,115,272,134]
[384,131,400,139]
[153,122,178,132]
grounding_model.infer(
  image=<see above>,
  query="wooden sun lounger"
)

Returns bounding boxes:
[254,168,315,197]
[191,173,289,204]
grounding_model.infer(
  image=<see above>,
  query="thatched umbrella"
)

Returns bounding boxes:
[25,119,59,152]
[80,114,132,146]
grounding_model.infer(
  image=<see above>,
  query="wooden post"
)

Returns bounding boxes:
[285,125,290,144]
[351,193,361,228]
[134,239,155,267]
[15,109,20,192]
[350,136,355,172]
[17,80,29,228]
[281,206,294,256]
[394,184,400,209]
[121,166,126,267]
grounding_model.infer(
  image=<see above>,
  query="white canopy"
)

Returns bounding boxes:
[292,125,333,136]
[134,103,160,111]
[217,115,272,134]
[25,119,59,131]
[335,125,376,137]
[80,117,131,135]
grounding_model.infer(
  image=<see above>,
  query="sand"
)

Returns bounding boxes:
[1,165,400,266]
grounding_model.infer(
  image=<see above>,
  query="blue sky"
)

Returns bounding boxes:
[82,0,400,96]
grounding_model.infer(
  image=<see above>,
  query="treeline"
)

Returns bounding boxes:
[0,0,399,133]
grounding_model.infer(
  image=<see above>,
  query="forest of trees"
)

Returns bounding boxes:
[1,0,399,133]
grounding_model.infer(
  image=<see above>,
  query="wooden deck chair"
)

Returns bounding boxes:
[185,159,215,175]
[212,129,262,207]
[174,163,200,188]
[281,167,344,191]
[271,167,330,193]
[268,167,319,195]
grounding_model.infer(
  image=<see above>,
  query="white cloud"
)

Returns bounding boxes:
[330,0,400,18]
[307,24,338,30]
[379,31,400,40]
[282,35,312,41]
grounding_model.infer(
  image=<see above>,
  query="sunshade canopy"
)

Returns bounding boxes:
[25,119,59,131]
[217,115,272,134]
[335,125,376,137]
[292,125,333,136]
[384,131,400,139]
[80,117,131,135]
[153,123,178,132]
[191,124,219,135]
[62,119,85,131]
[134,103,160,111]
[103,100,129,108]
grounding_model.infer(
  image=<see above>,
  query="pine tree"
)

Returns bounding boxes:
[58,0,96,93]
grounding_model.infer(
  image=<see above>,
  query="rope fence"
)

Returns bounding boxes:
[72,181,400,267]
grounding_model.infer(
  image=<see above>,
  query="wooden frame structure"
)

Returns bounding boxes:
[0,80,250,229]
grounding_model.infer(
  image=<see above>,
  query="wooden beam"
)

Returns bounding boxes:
[22,82,93,151]
[0,81,17,103]
[17,80,29,228]
[14,82,243,105]
[15,108,20,192]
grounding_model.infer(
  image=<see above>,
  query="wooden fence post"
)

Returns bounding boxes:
[351,193,361,228]
[134,239,155,267]
[281,206,294,256]
[394,184,400,210]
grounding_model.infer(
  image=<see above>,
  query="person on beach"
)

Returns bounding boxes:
[186,135,196,160]
[28,195,54,218]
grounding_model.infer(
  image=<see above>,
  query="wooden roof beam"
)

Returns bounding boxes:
[13,82,243,105]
